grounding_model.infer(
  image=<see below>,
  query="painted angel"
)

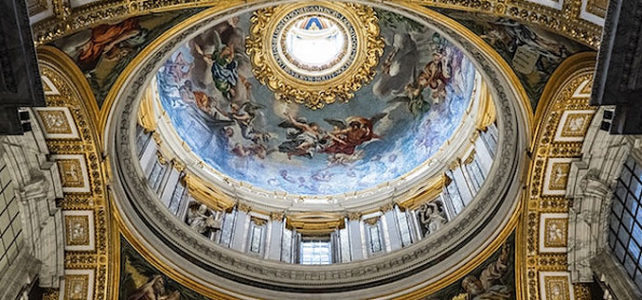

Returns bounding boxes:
[189,18,251,102]
[323,113,387,156]
[373,33,420,98]
[278,114,328,160]
[214,102,269,143]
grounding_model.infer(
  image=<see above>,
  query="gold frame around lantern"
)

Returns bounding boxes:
[246,1,384,109]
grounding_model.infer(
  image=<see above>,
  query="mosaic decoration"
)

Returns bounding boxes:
[52,154,91,193]
[539,272,574,300]
[554,110,595,142]
[434,10,590,109]
[60,269,95,300]
[539,213,569,252]
[39,48,112,300]
[35,107,80,139]
[424,232,516,300]
[156,6,477,195]
[119,237,208,300]
[51,9,204,107]
[542,158,573,196]
[63,210,95,251]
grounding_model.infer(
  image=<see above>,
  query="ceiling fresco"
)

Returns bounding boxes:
[156,6,477,195]
[435,10,590,109]
[51,9,204,107]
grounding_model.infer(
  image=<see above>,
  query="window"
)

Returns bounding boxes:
[465,155,486,192]
[147,160,167,192]
[608,156,642,290]
[281,227,293,263]
[367,223,383,254]
[0,160,22,272]
[300,240,332,265]
[219,209,236,247]
[396,207,413,247]
[248,224,264,254]
[136,125,153,159]
[339,226,351,262]
[481,123,498,157]
[168,180,186,215]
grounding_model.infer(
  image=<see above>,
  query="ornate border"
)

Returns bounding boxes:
[518,51,597,300]
[37,46,112,300]
[32,0,603,50]
[246,2,384,109]
[105,2,531,298]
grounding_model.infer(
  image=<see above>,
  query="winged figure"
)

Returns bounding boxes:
[215,102,269,143]
[277,114,328,159]
[322,113,387,155]
[387,68,431,117]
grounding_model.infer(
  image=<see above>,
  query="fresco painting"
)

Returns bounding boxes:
[156,8,477,195]
[52,9,204,107]
[424,233,516,300]
[119,237,208,300]
[436,10,590,109]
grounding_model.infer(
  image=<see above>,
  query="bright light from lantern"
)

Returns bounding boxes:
[285,16,345,68]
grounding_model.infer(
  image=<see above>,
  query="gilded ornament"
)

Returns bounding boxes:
[246,2,384,109]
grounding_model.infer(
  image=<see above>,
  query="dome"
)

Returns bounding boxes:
[154,2,479,196]
[106,0,528,297]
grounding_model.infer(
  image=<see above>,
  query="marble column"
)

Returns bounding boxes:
[231,208,251,252]
[382,209,402,251]
[266,215,283,261]
[347,215,364,261]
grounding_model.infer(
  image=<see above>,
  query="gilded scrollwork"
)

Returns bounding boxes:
[246,2,384,109]
[31,0,603,51]
[521,52,597,300]
[37,49,111,300]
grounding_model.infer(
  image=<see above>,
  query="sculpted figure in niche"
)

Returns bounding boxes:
[127,275,180,300]
[417,202,447,237]
[460,244,511,300]
[186,203,222,235]
[22,168,49,201]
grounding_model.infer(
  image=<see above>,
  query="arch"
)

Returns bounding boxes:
[34,46,114,300]
[518,51,599,300]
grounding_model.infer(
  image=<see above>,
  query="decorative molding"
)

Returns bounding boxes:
[59,269,95,300]
[106,2,529,298]
[286,213,346,235]
[30,0,603,50]
[34,107,81,140]
[183,173,236,211]
[539,213,569,253]
[37,46,112,300]
[521,52,597,300]
[63,210,96,251]
[538,271,575,300]
[246,2,384,109]
[51,154,91,194]
[395,174,451,210]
